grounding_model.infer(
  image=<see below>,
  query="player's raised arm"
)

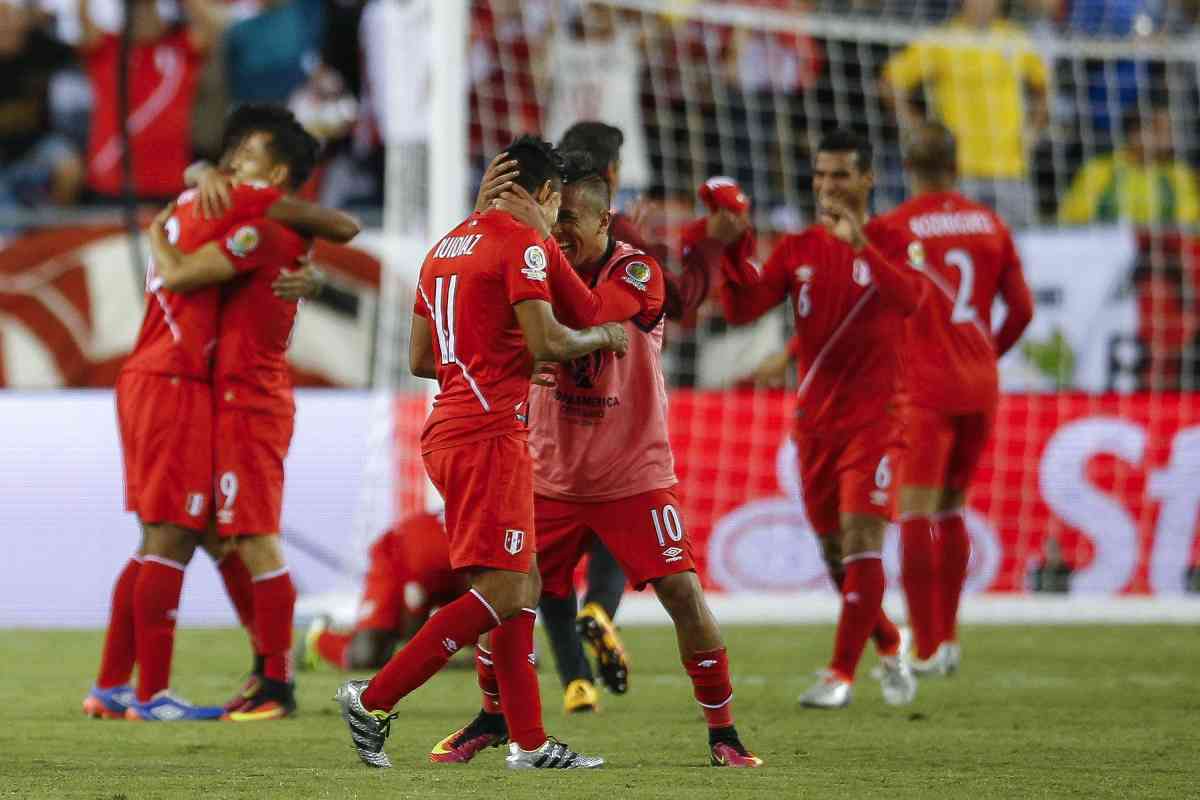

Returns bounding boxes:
[514,300,627,363]
[717,229,793,326]
[826,198,924,316]
[993,233,1034,357]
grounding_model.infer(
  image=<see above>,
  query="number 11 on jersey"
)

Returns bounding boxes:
[432,275,459,364]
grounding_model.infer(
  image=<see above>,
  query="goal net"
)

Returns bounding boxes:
[375,0,1200,598]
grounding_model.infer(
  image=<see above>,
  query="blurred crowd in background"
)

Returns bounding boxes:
[2,0,1200,231]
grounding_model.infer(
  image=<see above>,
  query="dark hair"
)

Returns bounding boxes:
[559,121,624,171]
[559,150,612,211]
[504,134,565,194]
[816,127,873,172]
[220,104,321,189]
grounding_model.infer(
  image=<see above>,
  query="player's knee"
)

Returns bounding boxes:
[899,485,941,516]
[143,524,198,564]
[840,514,887,556]
[653,572,702,623]
[938,489,967,514]
[199,529,235,563]
[238,534,286,576]
[472,570,530,620]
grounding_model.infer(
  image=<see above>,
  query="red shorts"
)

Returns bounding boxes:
[116,371,213,530]
[536,488,695,598]
[901,404,995,491]
[423,433,536,573]
[794,421,900,536]
[213,409,294,536]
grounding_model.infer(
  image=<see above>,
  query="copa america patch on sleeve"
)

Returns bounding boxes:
[521,245,548,281]
[227,226,260,258]
[623,260,651,291]
[907,240,926,269]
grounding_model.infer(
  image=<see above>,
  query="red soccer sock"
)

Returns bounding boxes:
[900,515,942,659]
[475,640,503,714]
[96,556,142,688]
[683,647,735,729]
[252,568,297,683]
[217,550,256,642]
[492,609,547,751]
[829,554,886,683]
[316,630,353,670]
[873,607,902,657]
[133,556,186,702]
[361,589,499,712]
[936,511,971,644]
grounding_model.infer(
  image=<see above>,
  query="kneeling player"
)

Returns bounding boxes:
[296,512,469,671]
[432,157,761,768]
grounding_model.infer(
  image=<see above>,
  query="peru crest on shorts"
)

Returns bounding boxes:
[504,528,526,555]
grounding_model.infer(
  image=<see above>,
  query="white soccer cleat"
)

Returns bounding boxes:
[505,738,604,769]
[941,641,961,676]
[908,647,948,678]
[799,671,852,709]
[878,655,918,706]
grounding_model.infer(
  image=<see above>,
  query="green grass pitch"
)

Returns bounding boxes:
[1,624,1196,799]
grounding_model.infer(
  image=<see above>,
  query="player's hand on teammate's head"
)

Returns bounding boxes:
[600,322,629,357]
[475,151,520,213]
[493,184,552,239]
[530,360,558,388]
[272,257,326,301]
[705,208,750,245]
[196,165,234,219]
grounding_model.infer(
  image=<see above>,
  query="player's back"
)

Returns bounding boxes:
[123,183,282,381]
[887,191,1017,412]
[415,210,551,452]
[213,218,309,416]
[372,512,462,601]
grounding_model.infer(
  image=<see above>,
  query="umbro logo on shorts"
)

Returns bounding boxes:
[504,529,526,555]
[185,493,206,517]
[662,547,684,563]
[443,638,459,654]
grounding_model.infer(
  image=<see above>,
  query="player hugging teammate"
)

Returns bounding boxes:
[84,105,358,722]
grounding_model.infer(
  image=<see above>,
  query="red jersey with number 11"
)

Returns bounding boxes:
[413,210,555,452]
[883,191,1031,413]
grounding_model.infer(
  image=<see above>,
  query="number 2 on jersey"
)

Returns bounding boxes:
[944,248,977,324]
[432,275,459,364]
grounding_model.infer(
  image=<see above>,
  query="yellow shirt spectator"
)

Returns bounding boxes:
[1058,153,1200,226]
[883,17,1049,180]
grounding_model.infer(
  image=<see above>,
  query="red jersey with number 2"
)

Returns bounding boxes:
[884,191,1027,413]
[122,183,282,381]
[720,220,924,434]
[413,210,554,452]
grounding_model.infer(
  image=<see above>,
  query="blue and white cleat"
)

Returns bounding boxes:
[123,691,224,721]
[82,684,136,719]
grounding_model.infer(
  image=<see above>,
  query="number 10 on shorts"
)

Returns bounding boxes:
[651,504,684,547]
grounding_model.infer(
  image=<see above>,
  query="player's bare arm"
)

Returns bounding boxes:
[271,256,325,301]
[267,197,361,244]
[514,299,628,362]
[146,205,237,293]
[409,315,437,379]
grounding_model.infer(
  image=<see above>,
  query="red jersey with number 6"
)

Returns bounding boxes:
[413,210,555,452]
[719,219,925,435]
[883,191,1031,413]
[122,183,282,381]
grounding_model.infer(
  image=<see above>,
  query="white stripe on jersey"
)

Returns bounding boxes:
[796,287,876,400]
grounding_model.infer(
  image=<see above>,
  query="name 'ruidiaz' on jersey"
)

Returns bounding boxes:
[413,210,556,453]
[881,191,1029,414]
[122,183,282,381]
[719,218,925,435]
[528,240,677,503]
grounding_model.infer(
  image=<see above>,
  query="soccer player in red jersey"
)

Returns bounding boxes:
[84,106,356,722]
[715,129,924,709]
[296,512,468,672]
[432,154,762,768]
[885,122,1034,674]
[335,136,625,770]
[141,108,338,721]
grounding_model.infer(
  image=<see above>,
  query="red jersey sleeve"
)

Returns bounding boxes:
[993,228,1034,357]
[603,255,666,331]
[217,218,306,273]
[719,235,793,325]
[503,231,555,306]
[860,217,925,316]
